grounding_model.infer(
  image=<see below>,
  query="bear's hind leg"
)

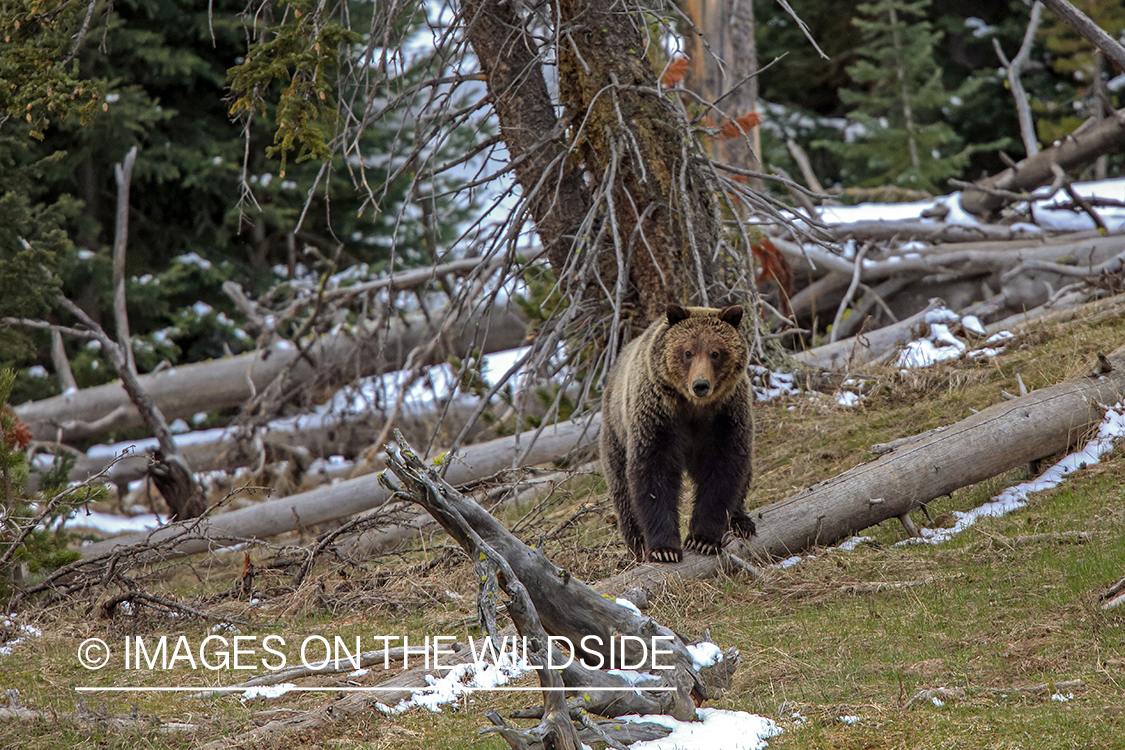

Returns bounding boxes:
[602,425,646,560]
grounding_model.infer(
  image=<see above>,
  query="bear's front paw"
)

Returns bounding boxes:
[647,547,683,564]
[683,535,722,556]
[729,512,757,539]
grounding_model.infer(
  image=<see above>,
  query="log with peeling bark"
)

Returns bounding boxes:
[960,106,1125,217]
[15,304,528,444]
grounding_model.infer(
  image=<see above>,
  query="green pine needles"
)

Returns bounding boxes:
[818,0,985,193]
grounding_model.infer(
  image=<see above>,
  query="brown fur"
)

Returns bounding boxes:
[600,304,756,563]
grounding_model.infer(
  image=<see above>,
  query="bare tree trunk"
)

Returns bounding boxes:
[465,0,730,322]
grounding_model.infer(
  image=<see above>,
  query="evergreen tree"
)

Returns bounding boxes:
[1,0,484,406]
[817,0,972,192]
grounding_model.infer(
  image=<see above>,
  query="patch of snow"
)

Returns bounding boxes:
[931,697,945,707]
[1051,692,1074,702]
[378,648,532,714]
[836,391,861,407]
[839,714,862,723]
[751,367,801,402]
[901,402,1125,547]
[686,642,723,670]
[961,315,985,336]
[349,668,370,677]
[778,555,803,569]
[68,511,164,535]
[175,252,213,270]
[621,708,781,750]
[0,617,42,657]
[192,301,214,317]
[242,683,295,700]
[834,536,873,552]
[27,365,48,378]
[613,597,643,616]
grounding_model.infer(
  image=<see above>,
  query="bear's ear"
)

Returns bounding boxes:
[666,304,690,326]
[719,305,744,329]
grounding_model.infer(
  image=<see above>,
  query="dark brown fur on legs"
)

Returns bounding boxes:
[601,305,755,564]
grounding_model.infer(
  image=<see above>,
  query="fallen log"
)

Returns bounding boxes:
[825,220,1049,243]
[744,342,1125,559]
[790,300,940,371]
[78,416,600,560]
[15,304,528,443]
[960,107,1125,217]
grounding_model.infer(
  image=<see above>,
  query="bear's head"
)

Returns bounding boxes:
[660,304,748,407]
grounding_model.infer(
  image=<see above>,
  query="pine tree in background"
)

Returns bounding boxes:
[1,0,485,406]
[817,0,970,193]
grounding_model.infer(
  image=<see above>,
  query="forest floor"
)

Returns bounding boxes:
[2,305,1124,749]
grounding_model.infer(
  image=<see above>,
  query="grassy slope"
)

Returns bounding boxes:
[2,303,1124,749]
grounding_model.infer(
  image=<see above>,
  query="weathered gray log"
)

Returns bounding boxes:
[16,304,528,443]
[600,344,1125,594]
[78,416,601,560]
[64,394,495,487]
[791,301,940,371]
[960,107,1125,216]
[747,343,1125,559]
[383,435,703,721]
[825,220,1050,243]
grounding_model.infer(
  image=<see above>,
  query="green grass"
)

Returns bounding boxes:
[2,304,1125,748]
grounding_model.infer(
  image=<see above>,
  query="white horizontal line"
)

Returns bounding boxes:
[75,686,676,693]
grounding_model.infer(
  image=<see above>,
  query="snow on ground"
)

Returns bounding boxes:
[896,305,1012,369]
[900,402,1125,547]
[1030,177,1125,232]
[619,708,781,750]
[816,192,981,226]
[0,615,42,656]
[376,647,532,714]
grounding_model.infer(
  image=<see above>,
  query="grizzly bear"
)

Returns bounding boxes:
[600,304,756,563]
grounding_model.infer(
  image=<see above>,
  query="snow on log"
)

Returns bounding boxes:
[16,305,528,443]
[78,416,600,560]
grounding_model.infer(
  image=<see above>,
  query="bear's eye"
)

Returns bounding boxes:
[683,350,693,361]
[710,350,720,361]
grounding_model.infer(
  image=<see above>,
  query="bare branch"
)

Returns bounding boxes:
[112,146,139,375]
[992,1,1043,157]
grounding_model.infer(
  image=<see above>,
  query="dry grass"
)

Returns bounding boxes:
[2,300,1125,748]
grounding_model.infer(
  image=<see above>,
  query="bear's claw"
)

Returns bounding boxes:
[647,547,683,564]
[729,513,757,539]
[684,536,722,555]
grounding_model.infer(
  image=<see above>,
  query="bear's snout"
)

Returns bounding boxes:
[692,379,712,398]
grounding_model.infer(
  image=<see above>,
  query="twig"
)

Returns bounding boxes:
[829,243,869,344]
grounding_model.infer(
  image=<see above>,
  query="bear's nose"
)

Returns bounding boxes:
[692,380,711,397]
